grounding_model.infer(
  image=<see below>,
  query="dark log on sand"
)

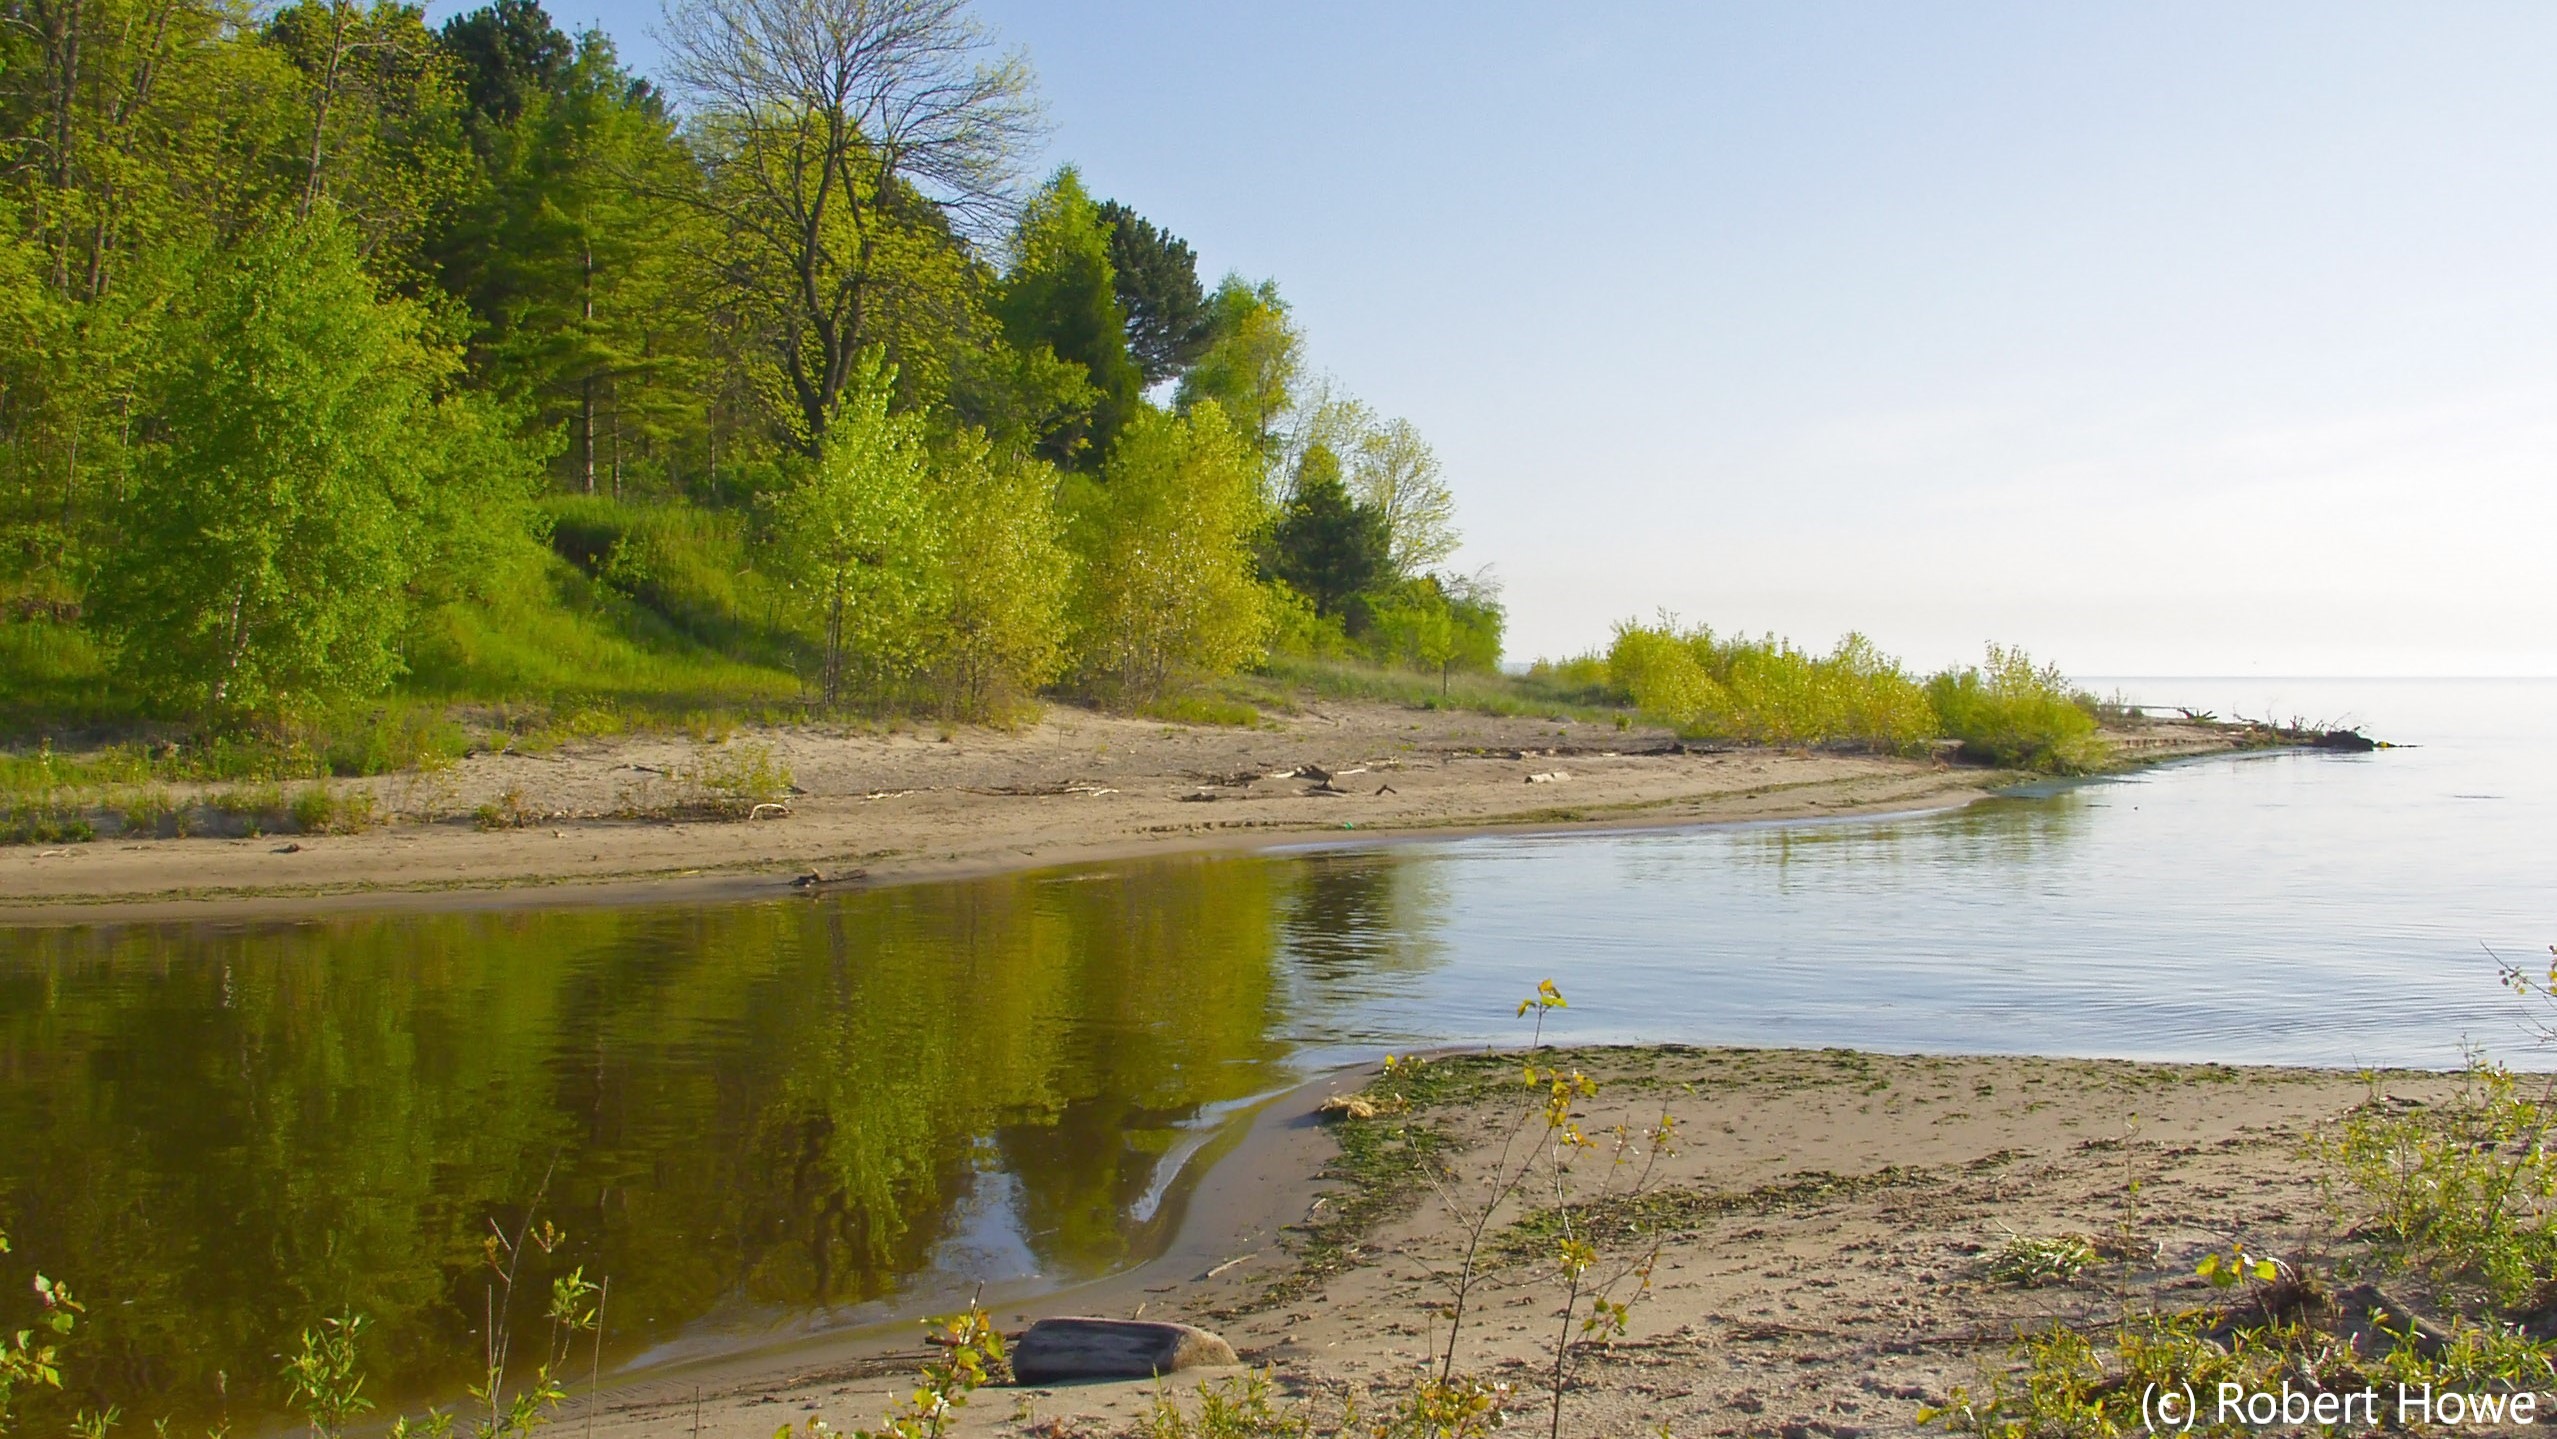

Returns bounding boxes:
[1009,1316,1239,1383]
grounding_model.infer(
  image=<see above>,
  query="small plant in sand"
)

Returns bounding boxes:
[686,740,793,818]
[473,786,538,831]
[1983,1232,2097,1288]
[1396,981,1574,1389]
[1138,1366,1507,1438]
[1364,981,1680,1439]
[1521,1062,1678,1439]
[783,1303,1003,1439]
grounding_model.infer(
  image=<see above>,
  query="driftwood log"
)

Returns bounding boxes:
[1009,1316,1238,1384]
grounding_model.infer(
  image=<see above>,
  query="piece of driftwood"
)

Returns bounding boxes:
[1009,1316,1238,1383]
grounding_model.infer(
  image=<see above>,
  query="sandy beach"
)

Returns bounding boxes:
[0,701,2238,920]
[554,1046,2449,1439]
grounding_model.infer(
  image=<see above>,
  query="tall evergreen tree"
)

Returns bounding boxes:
[433,14,706,495]
[439,0,573,139]
[1095,198,1207,386]
[1271,442,1388,618]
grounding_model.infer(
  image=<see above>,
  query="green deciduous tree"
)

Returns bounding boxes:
[763,350,942,708]
[1174,276,1300,469]
[1364,572,1503,688]
[921,433,1069,720]
[1349,416,1458,578]
[88,210,495,719]
[662,0,1039,454]
[994,167,1141,469]
[435,14,707,497]
[264,0,476,292]
[1069,402,1267,702]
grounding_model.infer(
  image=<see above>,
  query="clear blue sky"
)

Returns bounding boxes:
[457,1,2557,675]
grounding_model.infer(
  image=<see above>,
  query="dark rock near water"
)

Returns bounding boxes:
[1010,1316,1239,1383]
[2313,729,2378,752]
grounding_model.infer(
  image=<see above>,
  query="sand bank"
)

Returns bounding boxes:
[559,1047,2448,1438]
[0,701,2239,922]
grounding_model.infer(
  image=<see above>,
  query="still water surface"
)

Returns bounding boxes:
[0,677,2546,1416]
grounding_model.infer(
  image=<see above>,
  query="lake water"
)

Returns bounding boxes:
[0,676,2547,1419]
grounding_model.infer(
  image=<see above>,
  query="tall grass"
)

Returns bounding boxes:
[1244,654,1618,723]
[404,557,800,711]
[541,496,806,671]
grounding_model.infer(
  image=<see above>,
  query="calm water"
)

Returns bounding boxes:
[0,677,2547,1418]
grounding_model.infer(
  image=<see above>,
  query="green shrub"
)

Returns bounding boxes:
[1926,644,2105,772]
[115,788,177,836]
[1140,693,1261,727]
[686,740,793,816]
[1604,619,1933,754]
[288,784,379,835]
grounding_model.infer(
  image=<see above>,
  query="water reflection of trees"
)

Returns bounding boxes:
[0,856,1289,1423]
[1700,791,2096,881]
[1271,850,1451,1034]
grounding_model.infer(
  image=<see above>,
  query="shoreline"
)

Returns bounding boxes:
[560,1044,2457,1439]
[0,699,2249,926]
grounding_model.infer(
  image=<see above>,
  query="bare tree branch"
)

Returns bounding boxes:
[655,0,1042,450]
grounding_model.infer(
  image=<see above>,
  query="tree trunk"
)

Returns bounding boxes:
[581,238,596,494]
[296,5,354,219]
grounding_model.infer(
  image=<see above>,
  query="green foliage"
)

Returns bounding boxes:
[282,1312,376,1439]
[1138,1368,1508,1439]
[1926,644,2106,772]
[1921,1303,2557,1438]
[0,1228,82,1435]
[1098,199,1211,386]
[2323,1061,2557,1309]
[915,434,1071,722]
[1248,654,1599,722]
[762,353,943,708]
[440,0,574,133]
[437,25,708,499]
[819,1305,1003,1439]
[996,168,1144,468]
[403,556,800,710]
[1595,622,2115,768]
[1983,1233,2097,1287]
[87,213,434,718]
[1071,403,1271,702]
[684,739,792,817]
[1175,278,1303,463]
[1272,444,1390,617]
[1357,576,1504,689]
[543,495,798,666]
[0,0,1482,751]
[1604,619,1935,754]
[1345,417,1458,579]
[1139,693,1261,727]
